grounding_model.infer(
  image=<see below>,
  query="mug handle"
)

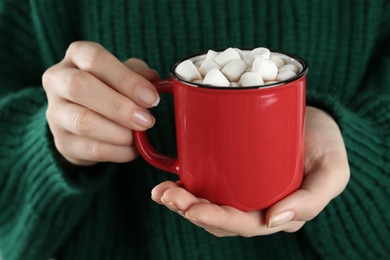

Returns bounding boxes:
[132,79,179,175]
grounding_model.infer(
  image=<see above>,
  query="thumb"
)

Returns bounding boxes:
[265,188,326,229]
[265,163,349,229]
[123,58,159,82]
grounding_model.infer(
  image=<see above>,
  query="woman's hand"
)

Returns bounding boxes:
[151,106,350,237]
[43,41,160,166]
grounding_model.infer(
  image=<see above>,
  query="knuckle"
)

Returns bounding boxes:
[67,41,84,51]
[64,70,90,100]
[67,41,99,55]
[53,135,68,155]
[66,41,84,60]
[111,96,133,118]
[81,44,106,71]
[45,106,55,122]
[42,65,64,92]
[66,41,107,72]
[42,67,55,90]
[121,130,134,146]
[116,73,132,91]
[88,142,108,162]
[73,108,95,136]
[66,41,79,55]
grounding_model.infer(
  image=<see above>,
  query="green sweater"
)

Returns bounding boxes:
[0,0,389,259]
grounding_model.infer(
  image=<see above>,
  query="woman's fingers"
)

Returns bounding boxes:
[42,41,162,166]
[151,181,180,204]
[53,132,139,166]
[64,42,160,108]
[44,65,156,131]
[48,101,134,146]
[186,203,271,237]
[123,57,160,82]
[151,181,305,237]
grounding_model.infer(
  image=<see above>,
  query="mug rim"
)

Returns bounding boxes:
[170,48,309,90]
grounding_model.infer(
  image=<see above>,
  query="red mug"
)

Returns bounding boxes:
[133,50,308,211]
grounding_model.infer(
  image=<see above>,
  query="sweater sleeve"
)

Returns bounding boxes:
[303,9,390,259]
[0,2,113,260]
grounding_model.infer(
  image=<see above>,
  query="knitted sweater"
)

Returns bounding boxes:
[0,0,389,259]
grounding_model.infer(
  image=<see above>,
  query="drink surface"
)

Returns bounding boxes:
[174,47,304,88]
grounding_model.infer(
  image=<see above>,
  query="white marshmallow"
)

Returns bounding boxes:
[193,79,204,84]
[252,57,278,81]
[240,72,264,87]
[205,50,219,61]
[233,48,245,60]
[203,68,230,87]
[194,59,205,67]
[175,60,202,81]
[221,59,247,82]
[175,47,302,87]
[214,47,241,67]
[279,64,299,74]
[251,47,271,60]
[234,48,252,69]
[276,70,297,81]
[199,59,221,77]
[270,55,286,68]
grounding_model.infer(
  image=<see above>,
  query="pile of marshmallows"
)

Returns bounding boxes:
[175,47,302,87]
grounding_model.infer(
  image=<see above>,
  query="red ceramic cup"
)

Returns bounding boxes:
[133,50,308,211]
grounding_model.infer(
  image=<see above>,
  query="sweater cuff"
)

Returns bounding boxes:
[46,127,114,191]
[0,88,116,259]
[1,89,113,194]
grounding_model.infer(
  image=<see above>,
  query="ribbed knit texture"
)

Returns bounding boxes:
[0,0,389,259]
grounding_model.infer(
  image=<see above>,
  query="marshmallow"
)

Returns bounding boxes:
[175,60,202,81]
[240,72,264,87]
[252,57,278,81]
[279,64,299,74]
[251,47,271,60]
[203,68,230,87]
[194,59,205,67]
[221,59,247,82]
[276,70,297,81]
[270,55,286,68]
[234,48,246,61]
[214,47,241,67]
[199,59,221,77]
[175,47,302,87]
[193,79,204,84]
[265,80,279,85]
[205,50,219,61]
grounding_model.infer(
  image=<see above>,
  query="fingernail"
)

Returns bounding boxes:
[137,86,160,107]
[165,202,181,212]
[151,195,162,204]
[161,197,184,214]
[185,211,201,224]
[133,110,155,128]
[147,69,160,78]
[268,211,295,228]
